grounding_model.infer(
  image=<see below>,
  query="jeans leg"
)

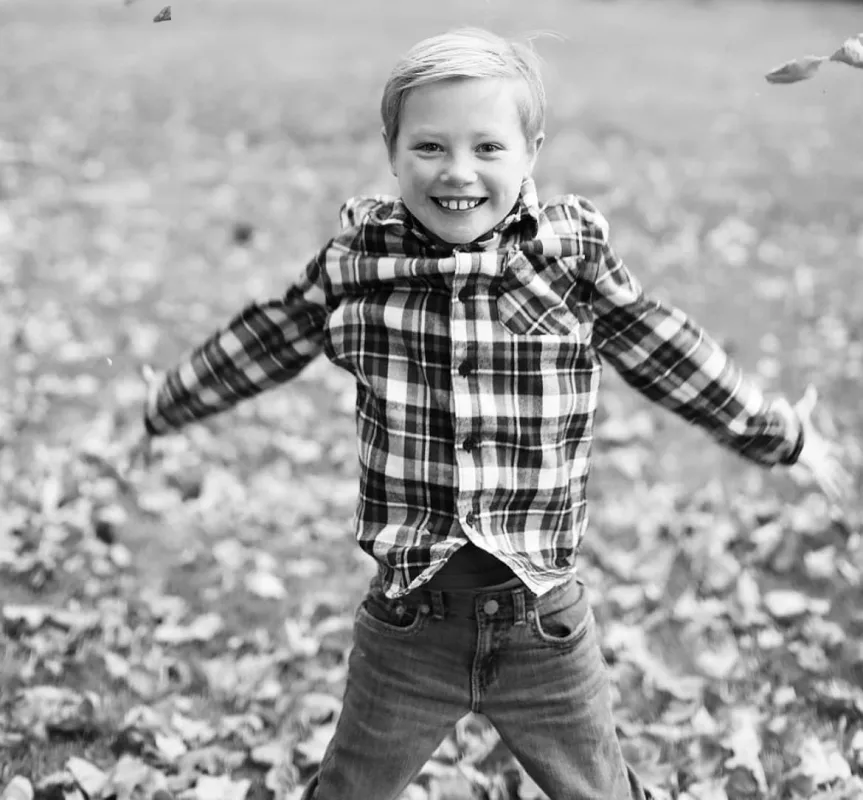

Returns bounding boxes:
[303,593,471,800]
[483,579,650,800]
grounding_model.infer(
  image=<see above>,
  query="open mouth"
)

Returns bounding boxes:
[432,197,488,212]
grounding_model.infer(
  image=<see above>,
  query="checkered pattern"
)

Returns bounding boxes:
[145,179,803,598]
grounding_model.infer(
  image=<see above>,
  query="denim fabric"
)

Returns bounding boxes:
[301,575,651,800]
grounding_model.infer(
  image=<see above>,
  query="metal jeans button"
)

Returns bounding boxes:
[483,599,499,615]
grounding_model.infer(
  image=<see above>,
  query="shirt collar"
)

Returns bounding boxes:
[375,177,541,252]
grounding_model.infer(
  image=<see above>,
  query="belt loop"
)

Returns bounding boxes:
[430,591,446,621]
[512,587,526,625]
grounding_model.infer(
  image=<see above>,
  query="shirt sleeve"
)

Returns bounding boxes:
[580,199,804,467]
[143,247,330,436]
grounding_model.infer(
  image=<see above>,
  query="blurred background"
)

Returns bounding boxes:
[2,0,863,797]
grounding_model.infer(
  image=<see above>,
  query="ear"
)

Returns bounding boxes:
[525,132,545,175]
[381,126,397,177]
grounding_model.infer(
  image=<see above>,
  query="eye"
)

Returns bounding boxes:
[415,143,442,153]
[477,143,503,154]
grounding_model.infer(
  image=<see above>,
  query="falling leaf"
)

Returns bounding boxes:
[830,34,863,68]
[765,55,826,84]
[153,6,171,23]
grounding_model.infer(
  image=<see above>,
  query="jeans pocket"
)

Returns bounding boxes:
[357,592,429,637]
[530,592,593,648]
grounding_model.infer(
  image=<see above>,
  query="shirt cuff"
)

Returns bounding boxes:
[142,370,167,437]
[785,420,805,465]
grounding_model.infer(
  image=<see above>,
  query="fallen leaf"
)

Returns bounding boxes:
[294,722,336,770]
[154,731,187,762]
[154,612,223,644]
[194,775,250,800]
[170,712,217,747]
[804,546,836,581]
[153,6,171,23]
[12,686,99,740]
[787,735,852,796]
[250,741,283,767]
[2,604,48,633]
[0,777,34,800]
[64,757,107,799]
[721,708,767,796]
[681,779,728,800]
[102,755,167,800]
[245,571,287,600]
[763,589,809,622]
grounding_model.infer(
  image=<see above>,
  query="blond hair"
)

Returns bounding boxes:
[381,27,547,156]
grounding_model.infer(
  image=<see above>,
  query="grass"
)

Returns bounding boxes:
[1,0,863,796]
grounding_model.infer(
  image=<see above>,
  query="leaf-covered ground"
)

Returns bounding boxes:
[2,1,863,798]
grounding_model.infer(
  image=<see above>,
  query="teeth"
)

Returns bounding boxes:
[437,198,482,211]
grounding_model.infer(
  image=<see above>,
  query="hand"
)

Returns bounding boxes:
[791,385,854,506]
[114,364,161,478]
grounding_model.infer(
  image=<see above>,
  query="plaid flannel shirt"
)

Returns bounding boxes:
[144,178,803,598]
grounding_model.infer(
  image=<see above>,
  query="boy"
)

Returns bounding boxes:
[127,27,850,800]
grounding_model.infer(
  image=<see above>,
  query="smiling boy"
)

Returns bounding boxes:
[389,75,541,244]
[134,27,850,800]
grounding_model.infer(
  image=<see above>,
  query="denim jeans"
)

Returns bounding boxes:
[301,574,651,800]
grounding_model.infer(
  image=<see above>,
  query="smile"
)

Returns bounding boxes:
[432,197,488,212]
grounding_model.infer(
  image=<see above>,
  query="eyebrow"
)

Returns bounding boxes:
[406,129,507,139]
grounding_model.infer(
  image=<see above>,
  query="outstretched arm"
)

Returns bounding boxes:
[582,199,802,468]
[144,246,331,436]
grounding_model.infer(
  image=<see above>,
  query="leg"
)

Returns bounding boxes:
[483,578,651,800]
[303,582,471,800]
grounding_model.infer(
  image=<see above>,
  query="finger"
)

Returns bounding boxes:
[795,384,818,420]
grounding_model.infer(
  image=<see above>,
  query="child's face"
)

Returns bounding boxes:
[387,77,544,245]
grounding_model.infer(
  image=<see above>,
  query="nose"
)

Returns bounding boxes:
[441,155,477,186]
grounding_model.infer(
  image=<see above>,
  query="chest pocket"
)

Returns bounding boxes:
[495,251,592,339]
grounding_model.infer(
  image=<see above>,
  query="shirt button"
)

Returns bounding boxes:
[458,360,474,376]
[458,287,470,302]
[465,511,476,526]
[483,599,499,616]
[463,436,477,452]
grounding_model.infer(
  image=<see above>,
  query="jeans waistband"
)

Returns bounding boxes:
[381,573,577,622]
